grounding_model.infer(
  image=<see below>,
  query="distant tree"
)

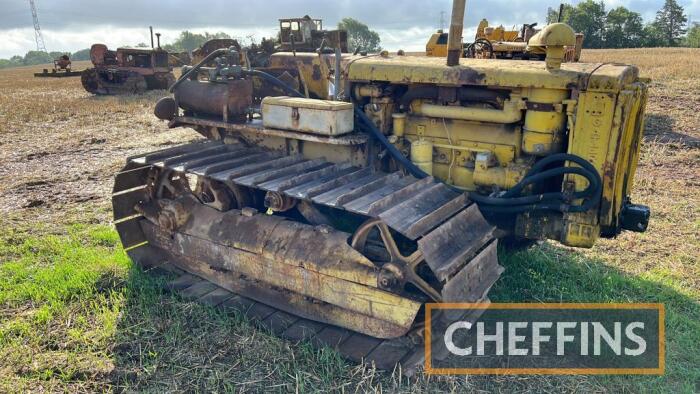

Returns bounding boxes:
[654,0,687,46]
[337,18,381,52]
[605,7,645,48]
[0,55,23,69]
[72,48,91,61]
[204,32,231,40]
[22,51,53,65]
[136,42,150,48]
[546,7,559,24]
[546,4,573,24]
[565,0,607,48]
[686,23,700,47]
[164,31,232,52]
[643,22,667,47]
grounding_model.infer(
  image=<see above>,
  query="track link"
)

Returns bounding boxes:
[112,140,503,375]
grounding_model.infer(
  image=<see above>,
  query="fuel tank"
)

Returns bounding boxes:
[174,79,253,121]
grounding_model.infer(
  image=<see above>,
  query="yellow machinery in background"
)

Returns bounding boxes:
[115,0,650,373]
[427,17,584,61]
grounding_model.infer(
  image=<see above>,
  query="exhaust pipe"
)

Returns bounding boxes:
[150,26,154,49]
[447,0,466,66]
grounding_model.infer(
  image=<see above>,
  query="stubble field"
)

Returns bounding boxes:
[0,50,698,392]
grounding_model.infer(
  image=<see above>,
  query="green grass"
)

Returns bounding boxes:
[0,225,698,392]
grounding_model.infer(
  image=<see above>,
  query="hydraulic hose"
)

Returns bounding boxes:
[470,153,602,214]
[241,69,304,98]
[354,108,429,180]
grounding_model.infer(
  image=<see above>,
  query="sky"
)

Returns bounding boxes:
[1,0,699,58]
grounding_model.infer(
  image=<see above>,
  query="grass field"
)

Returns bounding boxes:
[0,50,698,392]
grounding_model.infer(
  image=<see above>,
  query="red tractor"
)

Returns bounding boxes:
[81,44,175,95]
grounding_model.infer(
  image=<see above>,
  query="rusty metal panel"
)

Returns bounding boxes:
[171,147,248,172]
[342,176,418,215]
[378,184,459,239]
[311,173,387,207]
[283,165,361,198]
[297,168,373,199]
[161,145,230,166]
[129,141,219,165]
[192,152,276,176]
[401,194,470,240]
[214,155,304,181]
[112,186,149,221]
[441,241,503,302]
[366,177,435,216]
[257,162,341,192]
[234,159,327,187]
[418,204,496,282]
[113,166,151,193]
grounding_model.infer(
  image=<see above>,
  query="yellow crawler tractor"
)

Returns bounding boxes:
[427,18,584,61]
[113,0,650,373]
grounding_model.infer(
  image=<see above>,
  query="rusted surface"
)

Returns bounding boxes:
[82,43,174,95]
[112,140,502,373]
[175,79,253,121]
[418,204,497,282]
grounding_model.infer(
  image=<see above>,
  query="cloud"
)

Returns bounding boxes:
[1,0,698,58]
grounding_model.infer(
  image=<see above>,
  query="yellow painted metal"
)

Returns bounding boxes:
[528,24,576,70]
[149,199,423,338]
[410,139,434,175]
[412,95,525,123]
[269,52,357,100]
[426,32,448,57]
[405,116,520,164]
[477,19,520,42]
[292,30,646,248]
[473,152,528,189]
[400,115,524,190]
[347,55,639,91]
[392,113,407,137]
[522,88,569,156]
[562,80,648,245]
[528,23,577,47]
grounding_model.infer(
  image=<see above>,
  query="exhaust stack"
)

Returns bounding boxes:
[447,0,466,66]
[150,26,154,49]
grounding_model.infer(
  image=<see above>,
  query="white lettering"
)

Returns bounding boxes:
[624,322,647,356]
[581,322,589,356]
[444,321,473,356]
[593,322,622,355]
[532,322,552,356]
[508,322,529,356]
[477,322,503,356]
[557,322,577,355]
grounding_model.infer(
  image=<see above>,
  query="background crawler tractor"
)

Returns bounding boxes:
[81,29,175,95]
[112,0,650,374]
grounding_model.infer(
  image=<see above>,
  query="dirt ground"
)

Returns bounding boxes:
[0,50,698,392]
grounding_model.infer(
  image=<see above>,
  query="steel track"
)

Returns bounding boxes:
[112,140,503,374]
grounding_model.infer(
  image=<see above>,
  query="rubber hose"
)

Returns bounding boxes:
[241,69,304,98]
[354,108,429,180]
[473,154,602,214]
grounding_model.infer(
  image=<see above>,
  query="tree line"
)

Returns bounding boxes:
[547,0,699,48]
